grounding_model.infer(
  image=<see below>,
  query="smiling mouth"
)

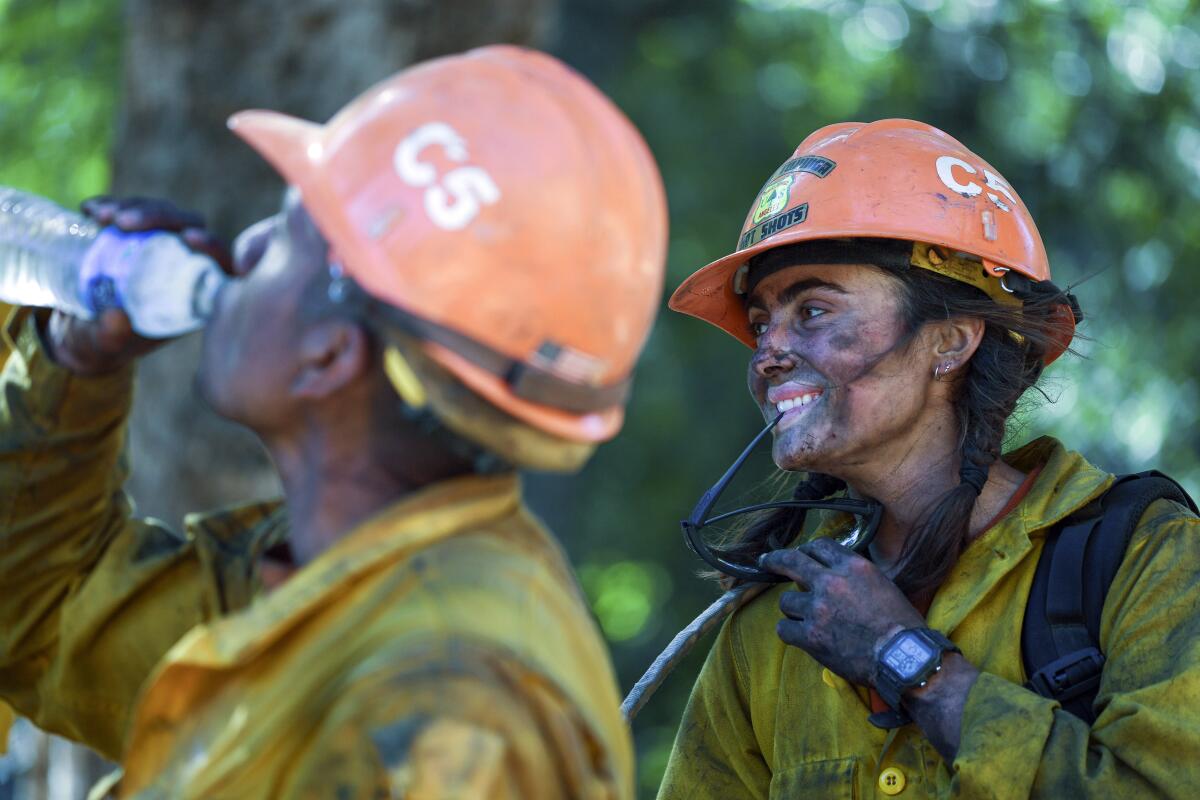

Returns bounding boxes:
[774,390,822,415]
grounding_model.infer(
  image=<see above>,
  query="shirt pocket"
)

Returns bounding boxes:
[770,756,861,799]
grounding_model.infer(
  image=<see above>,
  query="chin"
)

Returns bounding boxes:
[195,370,224,418]
[772,429,829,473]
[194,358,238,422]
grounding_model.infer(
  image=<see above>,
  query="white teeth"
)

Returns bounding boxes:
[776,393,820,414]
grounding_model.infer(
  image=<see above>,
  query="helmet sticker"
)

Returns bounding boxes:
[751,155,836,198]
[935,155,1015,213]
[394,122,501,231]
[751,175,795,225]
[739,203,809,250]
[769,154,837,182]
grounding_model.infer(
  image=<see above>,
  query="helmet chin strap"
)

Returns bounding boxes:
[382,348,511,476]
[325,264,511,476]
[387,373,511,476]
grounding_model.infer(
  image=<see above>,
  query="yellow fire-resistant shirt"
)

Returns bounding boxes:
[659,438,1200,799]
[0,307,633,799]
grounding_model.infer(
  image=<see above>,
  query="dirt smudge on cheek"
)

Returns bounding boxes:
[828,326,864,354]
[829,383,853,430]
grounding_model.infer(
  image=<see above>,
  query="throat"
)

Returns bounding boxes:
[864,460,1035,580]
[967,462,1037,540]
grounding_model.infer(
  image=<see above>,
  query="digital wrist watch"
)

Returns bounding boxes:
[874,627,961,712]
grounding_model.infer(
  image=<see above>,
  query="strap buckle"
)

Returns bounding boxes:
[1026,647,1105,703]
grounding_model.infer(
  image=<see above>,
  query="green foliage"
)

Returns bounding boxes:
[0,0,120,204]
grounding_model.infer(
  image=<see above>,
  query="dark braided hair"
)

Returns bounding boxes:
[722,241,1078,596]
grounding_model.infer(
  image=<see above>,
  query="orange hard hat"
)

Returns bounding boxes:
[669,119,1075,364]
[228,46,668,443]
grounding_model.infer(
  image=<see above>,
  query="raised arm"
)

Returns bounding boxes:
[0,307,227,759]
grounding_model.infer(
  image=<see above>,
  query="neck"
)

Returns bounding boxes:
[837,413,1026,570]
[263,422,476,567]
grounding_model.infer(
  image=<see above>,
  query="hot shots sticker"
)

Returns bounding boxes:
[751,174,794,224]
[739,203,809,250]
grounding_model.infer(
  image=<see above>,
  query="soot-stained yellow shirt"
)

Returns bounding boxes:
[0,308,632,798]
[659,438,1200,799]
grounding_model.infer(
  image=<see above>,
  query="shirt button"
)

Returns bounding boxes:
[878,766,906,795]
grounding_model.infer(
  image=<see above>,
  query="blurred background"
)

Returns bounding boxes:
[2,0,1198,796]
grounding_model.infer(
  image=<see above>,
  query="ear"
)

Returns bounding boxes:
[927,316,985,378]
[291,320,371,400]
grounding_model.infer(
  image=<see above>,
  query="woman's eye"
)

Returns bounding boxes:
[749,321,769,338]
[800,306,828,321]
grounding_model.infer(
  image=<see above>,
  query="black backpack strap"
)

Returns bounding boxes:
[1022,471,1197,723]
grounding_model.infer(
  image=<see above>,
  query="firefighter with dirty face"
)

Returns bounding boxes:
[658,121,1200,798]
[0,47,666,798]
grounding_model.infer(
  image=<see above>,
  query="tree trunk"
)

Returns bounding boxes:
[113,0,556,526]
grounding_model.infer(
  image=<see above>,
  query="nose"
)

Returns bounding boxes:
[231,217,274,277]
[751,326,799,379]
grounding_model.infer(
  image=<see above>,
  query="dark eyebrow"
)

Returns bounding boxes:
[748,278,847,310]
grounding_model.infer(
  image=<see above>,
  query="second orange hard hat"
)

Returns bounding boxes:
[229,46,668,443]
[670,119,1075,364]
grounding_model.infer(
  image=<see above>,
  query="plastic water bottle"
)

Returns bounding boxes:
[0,187,227,338]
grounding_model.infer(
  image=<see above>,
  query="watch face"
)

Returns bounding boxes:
[882,632,936,680]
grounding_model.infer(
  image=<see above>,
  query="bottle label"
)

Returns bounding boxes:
[78,228,155,314]
[87,275,120,312]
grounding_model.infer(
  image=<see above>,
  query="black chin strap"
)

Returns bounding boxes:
[395,400,511,476]
[324,273,511,475]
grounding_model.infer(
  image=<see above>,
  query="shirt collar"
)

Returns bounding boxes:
[929,436,1112,634]
[167,472,522,668]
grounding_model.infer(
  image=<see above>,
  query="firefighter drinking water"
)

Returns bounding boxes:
[0,46,666,798]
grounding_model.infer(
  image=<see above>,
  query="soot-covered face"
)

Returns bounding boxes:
[199,188,330,430]
[745,262,943,475]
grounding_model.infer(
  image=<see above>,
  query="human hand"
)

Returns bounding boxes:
[81,195,233,273]
[41,196,236,375]
[42,307,162,376]
[760,538,927,687]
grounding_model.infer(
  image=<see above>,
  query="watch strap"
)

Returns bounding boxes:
[922,627,961,656]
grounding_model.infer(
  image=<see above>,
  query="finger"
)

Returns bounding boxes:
[182,227,235,274]
[96,307,172,348]
[95,308,135,353]
[776,618,809,649]
[798,537,857,567]
[112,198,205,232]
[758,548,823,586]
[779,589,811,620]
[80,196,119,224]
[114,207,201,232]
